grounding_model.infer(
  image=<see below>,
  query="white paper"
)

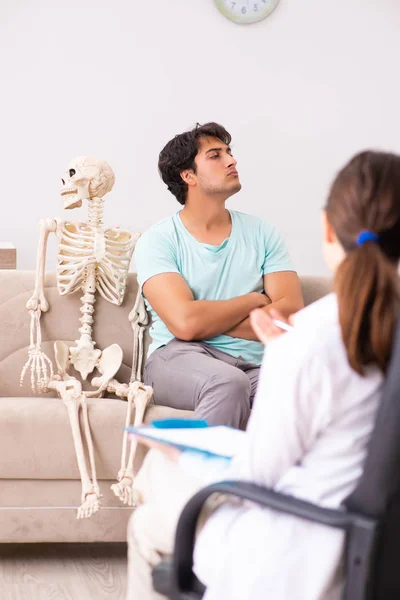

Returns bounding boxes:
[130,425,246,458]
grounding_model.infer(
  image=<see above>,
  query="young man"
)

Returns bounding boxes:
[135,122,303,428]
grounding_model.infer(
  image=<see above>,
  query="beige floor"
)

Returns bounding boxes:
[0,543,127,600]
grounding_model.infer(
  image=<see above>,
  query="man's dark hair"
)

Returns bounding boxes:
[158,122,232,205]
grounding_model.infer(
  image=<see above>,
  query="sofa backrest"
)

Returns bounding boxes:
[0,271,332,397]
[299,275,333,306]
[0,271,140,397]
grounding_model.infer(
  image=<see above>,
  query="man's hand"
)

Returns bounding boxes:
[225,272,304,341]
[250,291,271,308]
[250,308,294,345]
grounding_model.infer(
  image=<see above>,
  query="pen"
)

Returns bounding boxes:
[272,318,293,332]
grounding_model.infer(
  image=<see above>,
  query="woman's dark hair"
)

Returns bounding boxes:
[326,150,400,375]
[158,122,232,205]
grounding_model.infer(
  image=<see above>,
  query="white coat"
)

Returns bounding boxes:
[192,294,384,600]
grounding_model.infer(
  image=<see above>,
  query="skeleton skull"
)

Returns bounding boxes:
[60,156,115,209]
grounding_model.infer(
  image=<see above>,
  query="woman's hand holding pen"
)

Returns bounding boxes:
[250,308,294,345]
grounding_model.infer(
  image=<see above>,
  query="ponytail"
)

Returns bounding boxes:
[335,242,400,374]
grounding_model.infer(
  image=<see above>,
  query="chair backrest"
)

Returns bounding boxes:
[344,316,400,518]
[344,317,400,599]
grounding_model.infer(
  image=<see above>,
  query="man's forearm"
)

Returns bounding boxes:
[179,293,267,341]
[225,296,301,341]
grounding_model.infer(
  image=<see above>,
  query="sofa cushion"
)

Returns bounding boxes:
[0,479,129,507]
[0,502,131,543]
[0,397,193,479]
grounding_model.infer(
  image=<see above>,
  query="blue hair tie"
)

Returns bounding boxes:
[356,231,380,247]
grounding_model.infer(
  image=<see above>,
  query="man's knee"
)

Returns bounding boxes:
[200,369,251,426]
[209,368,250,402]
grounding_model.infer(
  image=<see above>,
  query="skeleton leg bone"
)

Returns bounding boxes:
[110,291,152,505]
[111,382,153,505]
[80,393,101,511]
[111,386,135,506]
[47,377,101,519]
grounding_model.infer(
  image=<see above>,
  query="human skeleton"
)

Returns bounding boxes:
[21,156,152,518]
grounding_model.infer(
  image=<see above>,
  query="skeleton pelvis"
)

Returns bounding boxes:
[54,341,124,386]
[69,345,102,380]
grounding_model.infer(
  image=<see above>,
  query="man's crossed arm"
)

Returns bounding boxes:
[142,271,304,342]
[225,271,304,341]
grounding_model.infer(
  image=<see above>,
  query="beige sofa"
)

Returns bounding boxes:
[0,270,331,543]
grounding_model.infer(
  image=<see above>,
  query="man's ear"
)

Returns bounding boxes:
[180,169,196,186]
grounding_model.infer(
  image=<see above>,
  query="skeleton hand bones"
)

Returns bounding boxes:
[20,308,54,393]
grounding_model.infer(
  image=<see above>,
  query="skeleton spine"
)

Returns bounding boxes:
[78,267,96,345]
[77,198,104,346]
[88,197,104,227]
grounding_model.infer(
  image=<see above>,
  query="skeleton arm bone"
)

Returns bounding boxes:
[129,290,149,383]
[27,218,58,311]
[95,292,149,398]
[22,218,59,392]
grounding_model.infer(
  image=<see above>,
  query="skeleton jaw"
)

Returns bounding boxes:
[60,188,83,210]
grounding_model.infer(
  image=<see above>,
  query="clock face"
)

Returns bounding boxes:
[214,0,280,24]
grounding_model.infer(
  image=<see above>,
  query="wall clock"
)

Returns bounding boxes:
[214,0,280,24]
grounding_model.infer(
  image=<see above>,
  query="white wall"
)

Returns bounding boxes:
[1,0,400,275]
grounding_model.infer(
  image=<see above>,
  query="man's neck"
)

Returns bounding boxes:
[180,195,230,231]
[179,195,232,244]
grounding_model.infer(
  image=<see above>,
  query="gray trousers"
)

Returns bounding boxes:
[143,339,260,428]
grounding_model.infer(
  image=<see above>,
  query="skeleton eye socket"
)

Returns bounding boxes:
[69,169,76,177]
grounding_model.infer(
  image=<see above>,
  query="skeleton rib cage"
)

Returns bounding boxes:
[56,222,135,305]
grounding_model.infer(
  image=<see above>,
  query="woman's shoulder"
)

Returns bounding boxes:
[294,294,339,339]
[265,293,383,419]
[271,293,383,389]
[268,294,351,381]
[285,293,340,352]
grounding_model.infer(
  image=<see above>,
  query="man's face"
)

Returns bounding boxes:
[190,136,241,198]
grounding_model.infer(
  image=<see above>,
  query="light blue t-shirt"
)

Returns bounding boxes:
[135,210,295,366]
